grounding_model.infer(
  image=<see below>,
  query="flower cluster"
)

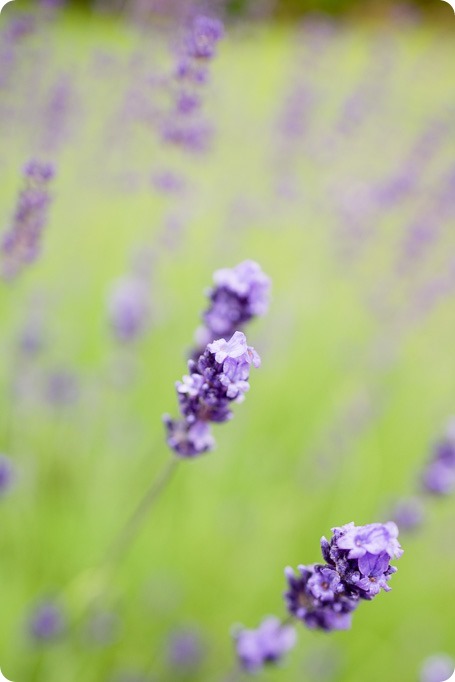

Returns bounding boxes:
[422,419,455,495]
[233,617,296,674]
[196,260,271,349]
[285,521,403,633]
[1,160,55,281]
[162,15,224,153]
[164,331,260,457]
[234,521,402,674]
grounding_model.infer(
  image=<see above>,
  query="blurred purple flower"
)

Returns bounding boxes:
[186,16,224,60]
[1,161,55,280]
[422,420,455,496]
[28,600,65,642]
[391,497,425,533]
[234,616,296,673]
[420,654,455,682]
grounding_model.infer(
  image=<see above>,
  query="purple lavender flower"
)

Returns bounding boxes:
[164,331,260,457]
[284,564,359,632]
[198,261,271,344]
[186,16,224,60]
[420,654,455,682]
[28,600,65,642]
[329,521,403,560]
[320,522,402,601]
[0,454,14,495]
[422,421,455,496]
[234,617,296,673]
[1,161,55,280]
[108,276,150,343]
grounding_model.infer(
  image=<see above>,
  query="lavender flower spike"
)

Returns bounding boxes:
[1,160,55,280]
[164,331,261,457]
[234,617,296,673]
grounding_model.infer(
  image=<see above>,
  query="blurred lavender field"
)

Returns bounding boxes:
[0,1,455,681]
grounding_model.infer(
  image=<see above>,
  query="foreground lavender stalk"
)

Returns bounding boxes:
[234,521,403,673]
[1,161,55,280]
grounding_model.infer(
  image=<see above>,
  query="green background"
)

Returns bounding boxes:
[0,2,454,681]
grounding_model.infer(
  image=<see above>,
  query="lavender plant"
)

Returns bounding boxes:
[234,522,403,673]
[1,161,55,281]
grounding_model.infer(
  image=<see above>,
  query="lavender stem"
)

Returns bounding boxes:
[105,456,180,566]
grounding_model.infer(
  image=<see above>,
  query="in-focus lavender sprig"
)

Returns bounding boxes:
[164,330,260,457]
[1,160,55,281]
[234,521,403,674]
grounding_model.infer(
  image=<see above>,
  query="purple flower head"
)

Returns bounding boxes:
[0,454,15,495]
[320,521,403,601]
[165,332,261,457]
[234,617,296,673]
[186,16,224,60]
[201,261,271,342]
[284,564,359,632]
[28,600,65,642]
[108,276,150,343]
[420,654,455,682]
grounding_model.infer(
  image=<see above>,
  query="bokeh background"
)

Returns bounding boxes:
[1,0,455,681]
